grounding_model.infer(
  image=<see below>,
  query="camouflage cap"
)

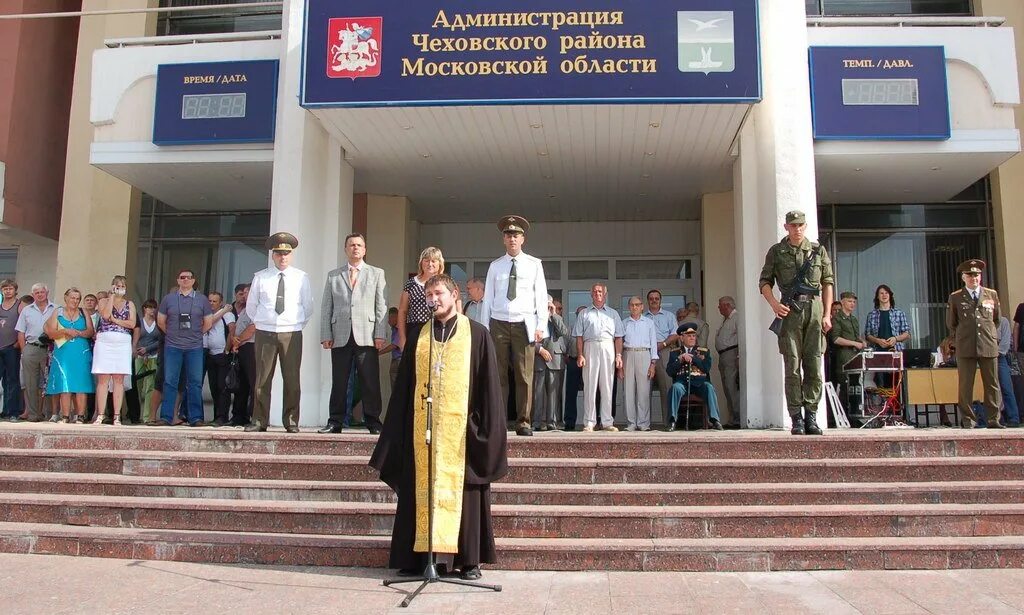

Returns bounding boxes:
[840,291,857,300]
[785,210,806,225]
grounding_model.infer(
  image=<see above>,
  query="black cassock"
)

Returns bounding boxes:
[369,318,509,570]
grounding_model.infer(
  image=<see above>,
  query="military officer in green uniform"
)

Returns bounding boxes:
[759,210,834,435]
[829,291,865,382]
[947,258,1004,429]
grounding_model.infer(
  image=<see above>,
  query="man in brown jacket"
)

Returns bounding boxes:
[947,258,1004,429]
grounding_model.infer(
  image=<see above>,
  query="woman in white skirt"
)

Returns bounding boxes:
[93,275,136,425]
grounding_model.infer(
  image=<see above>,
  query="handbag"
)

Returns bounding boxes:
[224,353,241,393]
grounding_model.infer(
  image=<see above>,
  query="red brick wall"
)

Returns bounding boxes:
[0,0,81,240]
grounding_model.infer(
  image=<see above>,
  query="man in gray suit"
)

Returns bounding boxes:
[532,296,570,431]
[319,233,388,434]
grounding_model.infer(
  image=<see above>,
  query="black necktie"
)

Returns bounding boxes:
[507,258,517,301]
[275,273,285,315]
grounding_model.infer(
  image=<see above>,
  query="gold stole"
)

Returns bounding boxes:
[413,314,472,553]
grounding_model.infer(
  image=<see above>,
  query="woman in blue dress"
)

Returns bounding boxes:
[44,287,95,422]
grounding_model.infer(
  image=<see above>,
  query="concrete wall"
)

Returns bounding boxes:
[701,191,737,425]
[979,0,1024,306]
[0,1,80,242]
[55,0,157,294]
[365,194,412,307]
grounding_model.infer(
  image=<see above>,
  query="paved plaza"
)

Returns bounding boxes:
[3,553,1023,614]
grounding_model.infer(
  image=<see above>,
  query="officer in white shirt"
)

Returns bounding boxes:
[245,232,314,433]
[479,215,549,436]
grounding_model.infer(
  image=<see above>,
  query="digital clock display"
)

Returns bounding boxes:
[181,93,247,119]
[841,78,919,106]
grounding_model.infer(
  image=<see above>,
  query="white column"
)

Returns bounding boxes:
[267,0,354,426]
[733,2,820,429]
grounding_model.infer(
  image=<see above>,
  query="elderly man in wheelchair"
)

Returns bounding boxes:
[666,324,724,431]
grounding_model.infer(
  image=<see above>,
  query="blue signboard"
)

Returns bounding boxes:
[301,0,761,108]
[153,60,279,145]
[809,46,950,140]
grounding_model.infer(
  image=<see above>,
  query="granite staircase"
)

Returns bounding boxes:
[0,426,1022,571]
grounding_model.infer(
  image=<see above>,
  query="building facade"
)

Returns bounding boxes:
[9,0,1021,428]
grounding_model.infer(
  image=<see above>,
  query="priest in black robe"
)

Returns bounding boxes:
[369,273,508,580]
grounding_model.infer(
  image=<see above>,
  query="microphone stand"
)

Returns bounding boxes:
[383,310,502,608]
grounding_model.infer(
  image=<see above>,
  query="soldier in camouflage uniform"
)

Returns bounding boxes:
[759,210,835,435]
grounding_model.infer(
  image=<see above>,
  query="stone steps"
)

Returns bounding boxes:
[2,426,1024,458]
[2,448,1023,483]
[2,426,1024,571]
[0,522,1020,571]
[2,493,1023,540]
[4,472,1024,506]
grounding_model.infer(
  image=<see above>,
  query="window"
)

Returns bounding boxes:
[567,260,609,280]
[616,259,692,280]
[806,0,972,16]
[541,260,562,281]
[819,179,993,351]
[158,0,282,36]
[136,195,270,301]
[0,250,17,282]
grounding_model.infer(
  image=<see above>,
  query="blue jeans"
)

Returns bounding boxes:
[160,346,205,424]
[999,354,1021,425]
[0,345,20,417]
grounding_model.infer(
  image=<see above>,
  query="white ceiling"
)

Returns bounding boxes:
[90,143,273,211]
[314,104,750,223]
[814,130,1020,204]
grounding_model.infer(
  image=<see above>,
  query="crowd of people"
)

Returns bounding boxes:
[0,216,745,434]
[3,211,1013,435]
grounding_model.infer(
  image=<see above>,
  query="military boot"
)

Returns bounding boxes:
[804,409,823,435]
[790,411,805,435]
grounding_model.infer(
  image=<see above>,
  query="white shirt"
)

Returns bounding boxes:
[573,304,624,342]
[644,308,677,343]
[480,251,549,338]
[203,311,236,354]
[715,309,739,351]
[246,265,314,332]
[622,315,658,360]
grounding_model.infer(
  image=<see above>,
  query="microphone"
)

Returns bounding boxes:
[427,301,439,312]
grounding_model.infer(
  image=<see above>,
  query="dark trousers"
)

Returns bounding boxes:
[205,351,231,423]
[253,330,302,429]
[490,319,534,428]
[564,358,583,429]
[328,334,382,429]
[231,344,256,425]
[0,345,20,417]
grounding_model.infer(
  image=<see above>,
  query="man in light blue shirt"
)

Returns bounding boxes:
[622,297,658,431]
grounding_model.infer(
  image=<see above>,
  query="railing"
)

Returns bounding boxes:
[105,29,280,47]
[808,16,1005,27]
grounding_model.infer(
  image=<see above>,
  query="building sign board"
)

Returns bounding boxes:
[301,0,761,108]
[153,60,279,145]
[809,46,950,140]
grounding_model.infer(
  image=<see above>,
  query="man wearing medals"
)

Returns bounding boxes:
[370,274,509,580]
[666,324,725,431]
[948,258,1005,429]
